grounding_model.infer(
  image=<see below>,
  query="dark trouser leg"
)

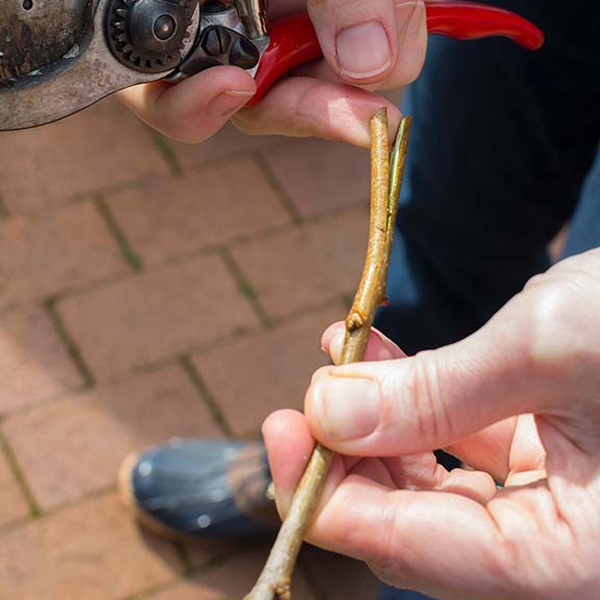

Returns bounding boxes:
[373,2,600,598]
[562,149,600,258]
[375,0,600,354]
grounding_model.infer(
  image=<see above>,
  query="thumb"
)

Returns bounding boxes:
[118,66,256,143]
[306,0,427,86]
[304,306,564,456]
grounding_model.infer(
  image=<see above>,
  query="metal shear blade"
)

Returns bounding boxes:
[0,0,199,131]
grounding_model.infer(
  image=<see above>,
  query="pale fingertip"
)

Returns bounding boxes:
[321,322,346,364]
[320,322,346,349]
[262,409,315,515]
[367,329,407,361]
[322,323,406,364]
[329,329,346,366]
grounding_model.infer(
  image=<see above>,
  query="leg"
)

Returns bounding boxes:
[562,148,600,259]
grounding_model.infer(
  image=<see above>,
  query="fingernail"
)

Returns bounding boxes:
[336,22,392,79]
[313,374,380,440]
[208,90,254,118]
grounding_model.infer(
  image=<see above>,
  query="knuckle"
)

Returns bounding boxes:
[512,252,600,399]
[523,281,588,374]
[404,351,453,446]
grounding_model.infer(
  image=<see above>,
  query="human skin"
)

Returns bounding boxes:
[263,249,600,599]
[117,0,427,146]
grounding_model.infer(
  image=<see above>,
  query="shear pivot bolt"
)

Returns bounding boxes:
[153,14,177,41]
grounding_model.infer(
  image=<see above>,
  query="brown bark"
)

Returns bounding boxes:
[243,109,412,600]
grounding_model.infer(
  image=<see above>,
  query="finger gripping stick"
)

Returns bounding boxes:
[246,1,544,107]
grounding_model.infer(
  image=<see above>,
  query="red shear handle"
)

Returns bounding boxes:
[425,1,543,46]
[246,1,544,107]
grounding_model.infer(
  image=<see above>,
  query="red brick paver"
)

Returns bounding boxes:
[57,255,260,380]
[169,123,288,171]
[0,97,378,600]
[231,205,368,320]
[0,449,29,528]
[0,494,182,600]
[2,365,221,511]
[0,100,169,213]
[193,303,345,435]
[106,157,291,266]
[0,201,128,310]
[262,138,370,217]
[0,306,82,414]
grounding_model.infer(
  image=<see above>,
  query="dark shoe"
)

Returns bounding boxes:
[119,438,278,539]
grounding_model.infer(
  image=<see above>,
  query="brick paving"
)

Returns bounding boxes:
[0,306,83,414]
[0,98,380,599]
[0,201,128,310]
[262,138,371,217]
[0,449,29,528]
[230,207,368,320]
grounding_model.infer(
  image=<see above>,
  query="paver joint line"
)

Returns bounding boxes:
[179,355,234,437]
[151,133,182,176]
[219,246,272,329]
[95,195,145,273]
[0,431,41,518]
[253,154,305,226]
[44,297,95,388]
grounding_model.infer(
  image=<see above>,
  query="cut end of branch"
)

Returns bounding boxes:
[373,107,388,121]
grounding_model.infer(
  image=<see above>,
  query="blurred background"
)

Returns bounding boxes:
[0,96,389,599]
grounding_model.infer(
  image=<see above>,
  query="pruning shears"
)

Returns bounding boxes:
[0,0,544,131]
